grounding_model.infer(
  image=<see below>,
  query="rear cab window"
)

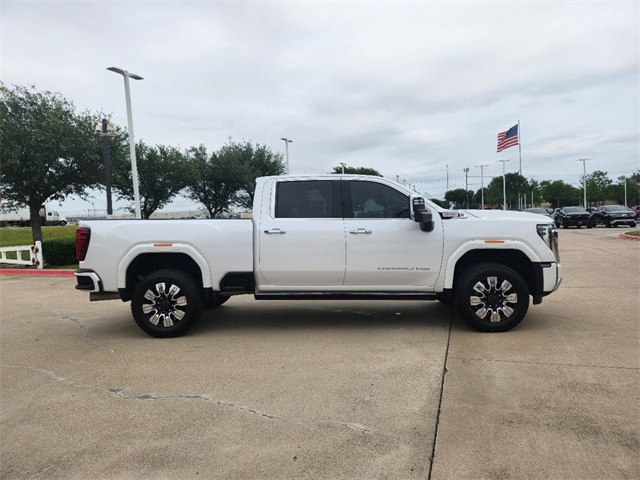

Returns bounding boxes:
[275,180,342,218]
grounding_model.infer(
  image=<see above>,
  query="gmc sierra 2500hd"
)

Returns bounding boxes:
[75,175,562,337]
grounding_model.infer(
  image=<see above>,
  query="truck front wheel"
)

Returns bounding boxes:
[131,269,203,338]
[455,263,529,332]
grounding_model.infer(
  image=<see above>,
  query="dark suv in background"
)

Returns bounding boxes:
[555,206,593,228]
[591,205,637,228]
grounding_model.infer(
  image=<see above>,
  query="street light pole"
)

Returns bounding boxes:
[497,159,509,210]
[619,176,628,207]
[463,168,469,208]
[108,67,143,219]
[577,158,589,208]
[476,164,489,209]
[280,138,292,174]
[101,119,113,215]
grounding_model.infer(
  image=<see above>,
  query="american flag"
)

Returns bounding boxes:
[497,124,519,152]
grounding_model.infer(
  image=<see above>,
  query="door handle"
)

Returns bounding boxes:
[349,228,372,235]
[264,229,286,235]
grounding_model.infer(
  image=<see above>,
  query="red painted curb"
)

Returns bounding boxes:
[0,269,75,276]
[619,234,640,241]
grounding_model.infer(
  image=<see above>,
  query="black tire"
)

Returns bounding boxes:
[563,221,569,229]
[204,294,230,309]
[59,220,67,226]
[131,269,203,338]
[455,262,529,332]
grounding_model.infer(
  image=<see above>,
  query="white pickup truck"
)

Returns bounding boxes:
[75,175,562,337]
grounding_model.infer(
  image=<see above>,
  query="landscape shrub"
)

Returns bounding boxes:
[42,237,77,266]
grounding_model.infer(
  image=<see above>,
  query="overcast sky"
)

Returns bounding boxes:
[2,1,638,214]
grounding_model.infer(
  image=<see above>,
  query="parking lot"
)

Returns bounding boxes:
[1,227,638,479]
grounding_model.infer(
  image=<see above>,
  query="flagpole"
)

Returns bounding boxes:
[518,120,522,175]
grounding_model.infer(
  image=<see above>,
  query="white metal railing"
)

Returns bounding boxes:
[0,241,43,269]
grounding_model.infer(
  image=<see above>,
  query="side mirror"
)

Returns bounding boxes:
[412,197,434,232]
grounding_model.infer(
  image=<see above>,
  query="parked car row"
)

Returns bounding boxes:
[525,206,638,229]
[554,206,593,228]
[590,205,638,228]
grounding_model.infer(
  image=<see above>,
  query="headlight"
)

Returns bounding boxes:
[537,223,560,262]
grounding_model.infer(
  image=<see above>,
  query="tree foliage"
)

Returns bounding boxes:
[331,165,382,176]
[223,140,286,210]
[539,180,580,208]
[184,145,246,218]
[583,170,613,206]
[111,141,192,219]
[444,188,474,209]
[0,84,103,242]
[483,173,530,209]
[184,140,285,217]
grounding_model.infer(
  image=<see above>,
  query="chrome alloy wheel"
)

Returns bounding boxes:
[142,282,187,327]
[469,276,518,323]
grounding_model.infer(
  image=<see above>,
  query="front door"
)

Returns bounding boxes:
[343,180,443,290]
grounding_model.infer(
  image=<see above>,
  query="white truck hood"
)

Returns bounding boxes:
[460,209,553,223]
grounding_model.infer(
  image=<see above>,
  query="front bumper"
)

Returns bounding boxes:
[532,261,562,304]
[608,216,637,225]
[565,216,592,226]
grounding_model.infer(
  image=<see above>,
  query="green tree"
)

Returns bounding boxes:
[112,141,191,219]
[583,170,612,206]
[0,84,103,243]
[330,165,382,176]
[429,198,449,209]
[629,169,640,204]
[184,145,246,218]
[224,140,286,210]
[444,188,474,209]
[484,173,530,209]
[540,180,580,208]
[610,174,640,206]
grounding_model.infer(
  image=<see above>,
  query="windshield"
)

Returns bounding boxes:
[526,208,547,215]
[564,207,587,213]
[603,205,629,212]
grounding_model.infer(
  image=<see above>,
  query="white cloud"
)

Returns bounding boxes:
[2,0,638,211]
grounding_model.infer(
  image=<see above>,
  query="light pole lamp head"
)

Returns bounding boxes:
[281,137,292,143]
[107,67,143,80]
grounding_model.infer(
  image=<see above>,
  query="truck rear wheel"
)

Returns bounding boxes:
[131,269,203,338]
[455,263,529,332]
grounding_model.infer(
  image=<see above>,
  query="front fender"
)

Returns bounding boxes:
[117,243,212,289]
[442,240,541,290]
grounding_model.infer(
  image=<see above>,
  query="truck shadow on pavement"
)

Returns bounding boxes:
[190,299,454,337]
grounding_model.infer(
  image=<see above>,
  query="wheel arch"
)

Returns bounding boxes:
[444,243,539,298]
[118,244,211,301]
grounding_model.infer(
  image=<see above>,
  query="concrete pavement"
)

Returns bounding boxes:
[0,227,638,479]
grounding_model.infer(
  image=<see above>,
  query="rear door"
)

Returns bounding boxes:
[256,179,346,290]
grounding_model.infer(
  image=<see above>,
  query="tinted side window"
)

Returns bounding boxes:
[349,181,410,219]
[275,181,335,218]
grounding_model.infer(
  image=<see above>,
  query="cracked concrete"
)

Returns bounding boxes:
[1,279,447,479]
[1,227,638,478]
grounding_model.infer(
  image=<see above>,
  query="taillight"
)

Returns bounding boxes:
[76,228,91,261]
